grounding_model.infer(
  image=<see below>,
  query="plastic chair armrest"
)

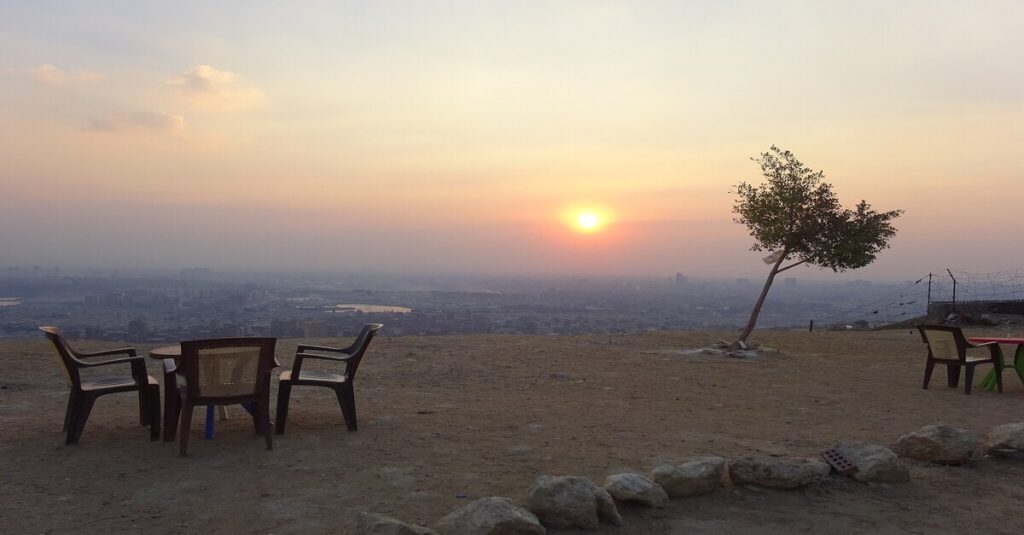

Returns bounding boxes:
[295,351,354,363]
[77,347,138,358]
[78,355,145,368]
[296,344,346,354]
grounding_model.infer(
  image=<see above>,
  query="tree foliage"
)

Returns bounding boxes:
[732,146,903,343]
[733,146,902,273]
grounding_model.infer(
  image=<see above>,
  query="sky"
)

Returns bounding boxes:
[1,1,1022,280]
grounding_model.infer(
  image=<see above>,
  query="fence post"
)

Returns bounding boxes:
[946,268,957,313]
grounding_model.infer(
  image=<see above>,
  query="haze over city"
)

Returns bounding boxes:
[2,1,1022,279]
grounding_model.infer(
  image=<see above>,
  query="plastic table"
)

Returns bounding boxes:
[967,337,1024,392]
[149,344,254,440]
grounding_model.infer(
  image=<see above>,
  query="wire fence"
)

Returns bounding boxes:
[813,268,1024,330]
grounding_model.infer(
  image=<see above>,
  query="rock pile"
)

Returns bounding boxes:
[349,421,1024,534]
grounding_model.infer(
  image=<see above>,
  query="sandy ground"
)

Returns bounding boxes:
[2,329,1024,534]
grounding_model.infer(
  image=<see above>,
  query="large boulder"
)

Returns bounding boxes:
[893,424,980,465]
[604,473,669,508]
[435,497,546,535]
[526,475,621,529]
[352,512,439,535]
[651,456,727,497]
[986,422,1024,452]
[728,456,830,490]
[832,442,909,483]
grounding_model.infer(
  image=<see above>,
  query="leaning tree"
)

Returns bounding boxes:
[732,146,903,345]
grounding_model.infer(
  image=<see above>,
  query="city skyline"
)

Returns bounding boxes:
[2,1,1022,278]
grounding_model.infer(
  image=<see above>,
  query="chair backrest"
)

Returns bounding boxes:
[917,325,967,361]
[39,326,79,387]
[346,323,383,380]
[178,338,277,401]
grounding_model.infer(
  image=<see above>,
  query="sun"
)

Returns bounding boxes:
[576,212,600,232]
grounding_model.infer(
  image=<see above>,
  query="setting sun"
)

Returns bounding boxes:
[563,206,612,234]
[577,212,600,231]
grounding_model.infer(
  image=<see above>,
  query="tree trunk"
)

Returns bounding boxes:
[737,252,787,344]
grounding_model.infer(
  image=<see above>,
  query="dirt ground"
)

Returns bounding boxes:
[2,329,1024,534]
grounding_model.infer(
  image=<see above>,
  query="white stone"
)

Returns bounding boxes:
[986,422,1024,452]
[893,424,980,465]
[833,442,909,483]
[604,473,669,508]
[526,475,621,529]
[651,456,727,497]
[728,456,830,490]
[435,497,546,535]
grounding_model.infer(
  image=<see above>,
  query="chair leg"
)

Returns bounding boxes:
[149,386,161,441]
[138,387,149,426]
[964,365,975,395]
[337,383,357,431]
[260,399,273,450]
[65,391,80,444]
[923,359,936,389]
[63,390,76,433]
[995,363,1004,393]
[946,365,961,388]
[275,381,292,435]
[164,374,179,442]
[69,394,96,445]
[179,397,194,457]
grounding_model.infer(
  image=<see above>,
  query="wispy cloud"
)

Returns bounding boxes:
[84,111,187,133]
[168,65,266,110]
[23,64,99,85]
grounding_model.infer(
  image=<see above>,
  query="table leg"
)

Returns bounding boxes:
[162,366,179,442]
[1014,345,1024,384]
[204,406,215,439]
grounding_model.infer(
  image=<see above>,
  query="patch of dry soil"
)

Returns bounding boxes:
[2,329,1023,533]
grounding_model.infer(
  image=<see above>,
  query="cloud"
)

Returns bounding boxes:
[168,65,267,110]
[84,111,187,133]
[25,64,99,85]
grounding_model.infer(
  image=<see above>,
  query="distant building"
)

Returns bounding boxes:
[299,319,329,338]
[271,318,299,338]
[127,319,148,342]
[675,273,688,285]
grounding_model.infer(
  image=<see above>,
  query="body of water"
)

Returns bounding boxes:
[333,303,411,314]
[0,298,20,307]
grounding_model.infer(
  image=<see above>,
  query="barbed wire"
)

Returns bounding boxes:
[932,269,1024,303]
[813,275,929,328]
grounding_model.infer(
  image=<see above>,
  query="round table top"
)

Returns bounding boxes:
[149,344,181,359]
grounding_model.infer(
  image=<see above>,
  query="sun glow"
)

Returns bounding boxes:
[577,212,600,231]
[563,206,612,234]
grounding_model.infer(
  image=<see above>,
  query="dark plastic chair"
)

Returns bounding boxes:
[173,337,278,456]
[276,324,382,434]
[918,325,1004,394]
[40,326,160,444]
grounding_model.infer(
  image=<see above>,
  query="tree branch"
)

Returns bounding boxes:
[776,259,807,273]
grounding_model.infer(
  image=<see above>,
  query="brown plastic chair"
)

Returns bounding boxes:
[918,325,1004,394]
[173,337,278,456]
[276,324,382,434]
[40,326,160,444]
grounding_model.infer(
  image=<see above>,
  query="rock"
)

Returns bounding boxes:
[604,473,669,508]
[893,424,980,464]
[833,442,909,483]
[526,475,621,529]
[728,456,830,490]
[352,512,439,535]
[986,422,1024,452]
[651,456,727,497]
[729,350,760,359]
[435,497,545,535]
